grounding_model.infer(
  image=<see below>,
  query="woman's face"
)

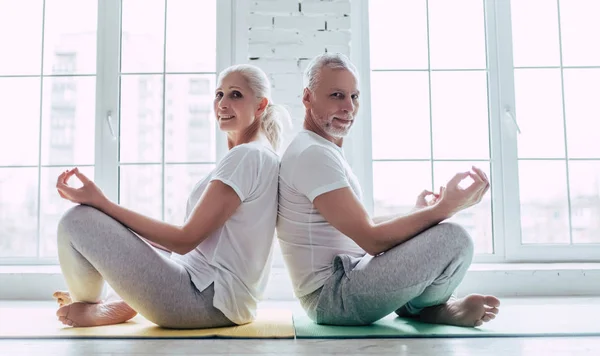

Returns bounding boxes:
[213,72,265,134]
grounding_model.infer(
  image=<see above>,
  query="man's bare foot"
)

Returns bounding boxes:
[52,291,72,307]
[418,294,500,327]
[56,300,138,327]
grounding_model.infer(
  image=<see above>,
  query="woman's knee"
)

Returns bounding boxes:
[57,205,101,244]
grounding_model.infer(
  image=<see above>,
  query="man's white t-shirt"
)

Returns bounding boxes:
[277,130,366,298]
[171,141,279,324]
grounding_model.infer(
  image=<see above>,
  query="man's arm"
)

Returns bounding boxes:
[314,187,449,256]
[314,170,489,256]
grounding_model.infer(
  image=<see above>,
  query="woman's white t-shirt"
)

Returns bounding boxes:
[170,141,279,325]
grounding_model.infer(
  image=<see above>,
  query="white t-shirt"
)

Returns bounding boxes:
[277,130,366,298]
[171,141,279,324]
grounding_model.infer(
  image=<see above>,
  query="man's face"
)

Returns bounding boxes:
[303,67,360,139]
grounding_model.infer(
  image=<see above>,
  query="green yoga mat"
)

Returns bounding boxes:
[294,303,600,338]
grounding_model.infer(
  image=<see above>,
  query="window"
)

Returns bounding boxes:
[0,0,225,265]
[366,0,600,262]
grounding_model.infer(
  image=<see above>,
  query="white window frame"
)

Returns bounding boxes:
[351,0,600,264]
[0,0,234,267]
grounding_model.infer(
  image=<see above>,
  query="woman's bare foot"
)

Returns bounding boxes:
[52,291,72,307]
[418,294,500,327]
[56,300,138,327]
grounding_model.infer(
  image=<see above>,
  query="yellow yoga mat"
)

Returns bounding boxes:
[0,302,294,339]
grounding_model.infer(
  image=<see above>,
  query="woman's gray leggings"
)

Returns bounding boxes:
[57,205,234,329]
[299,222,475,326]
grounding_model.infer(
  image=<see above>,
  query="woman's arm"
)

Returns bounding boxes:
[97,180,241,255]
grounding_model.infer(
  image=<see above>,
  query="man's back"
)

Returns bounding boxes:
[277,129,365,298]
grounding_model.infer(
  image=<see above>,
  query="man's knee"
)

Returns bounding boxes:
[436,222,474,255]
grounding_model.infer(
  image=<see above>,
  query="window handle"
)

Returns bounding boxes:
[106,110,117,140]
[504,107,521,134]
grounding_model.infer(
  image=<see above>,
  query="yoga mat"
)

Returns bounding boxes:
[293,303,600,338]
[0,303,294,339]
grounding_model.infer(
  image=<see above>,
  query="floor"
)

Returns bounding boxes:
[2,298,599,356]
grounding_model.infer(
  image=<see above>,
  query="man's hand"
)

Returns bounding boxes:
[434,166,490,219]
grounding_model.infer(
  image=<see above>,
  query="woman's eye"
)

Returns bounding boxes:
[231,91,242,98]
[215,92,223,99]
[351,94,359,100]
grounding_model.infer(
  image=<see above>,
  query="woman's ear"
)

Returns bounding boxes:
[256,97,269,117]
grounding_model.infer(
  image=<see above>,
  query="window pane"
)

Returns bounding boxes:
[519,160,570,244]
[43,0,97,75]
[0,0,43,75]
[428,0,486,69]
[514,69,565,158]
[41,77,96,165]
[372,161,432,218]
[371,72,430,160]
[165,75,216,163]
[0,168,38,258]
[431,71,489,159]
[120,75,164,163]
[0,78,40,166]
[39,166,94,257]
[510,0,560,67]
[433,161,493,254]
[166,0,216,72]
[121,0,165,73]
[559,0,600,66]
[563,69,600,158]
[119,165,162,221]
[569,161,600,244]
[368,0,428,70]
[164,164,214,225]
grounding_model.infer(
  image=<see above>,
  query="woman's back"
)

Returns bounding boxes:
[171,141,280,324]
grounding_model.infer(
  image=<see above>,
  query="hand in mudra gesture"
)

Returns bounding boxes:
[56,168,109,209]
[435,166,490,218]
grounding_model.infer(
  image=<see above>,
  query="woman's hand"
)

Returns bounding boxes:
[414,189,440,210]
[56,168,109,210]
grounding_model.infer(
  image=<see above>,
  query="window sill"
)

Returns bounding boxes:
[2,263,600,300]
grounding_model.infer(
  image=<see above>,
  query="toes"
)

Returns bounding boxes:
[56,304,70,318]
[58,316,73,326]
[481,312,496,322]
[485,306,499,315]
[484,295,501,308]
[474,319,483,327]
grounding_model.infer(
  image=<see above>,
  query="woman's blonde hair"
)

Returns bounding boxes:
[217,64,291,151]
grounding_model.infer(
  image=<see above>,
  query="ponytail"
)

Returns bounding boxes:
[260,103,291,152]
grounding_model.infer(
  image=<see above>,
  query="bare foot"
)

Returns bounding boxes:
[418,294,500,327]
[56,300,138,327]
[52,291,72,307]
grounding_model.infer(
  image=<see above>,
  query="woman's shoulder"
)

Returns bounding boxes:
[224,142,279,166]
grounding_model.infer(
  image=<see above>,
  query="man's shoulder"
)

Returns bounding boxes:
[282,131,338,163]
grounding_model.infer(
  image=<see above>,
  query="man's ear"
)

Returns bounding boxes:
[302,88,312,109]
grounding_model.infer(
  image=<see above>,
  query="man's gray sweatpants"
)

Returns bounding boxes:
[57,205,234,329]
[299,222,474,326]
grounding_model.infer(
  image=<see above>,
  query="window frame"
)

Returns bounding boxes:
[0,0,234,266]
[353,0,600,263]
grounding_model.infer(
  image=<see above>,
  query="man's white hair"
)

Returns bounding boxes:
[303,52,360,91]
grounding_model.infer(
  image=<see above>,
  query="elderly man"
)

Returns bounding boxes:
[276,53,500,327]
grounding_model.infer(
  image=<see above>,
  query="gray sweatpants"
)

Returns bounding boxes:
[299,222,474,326]
[57,205,235,329]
